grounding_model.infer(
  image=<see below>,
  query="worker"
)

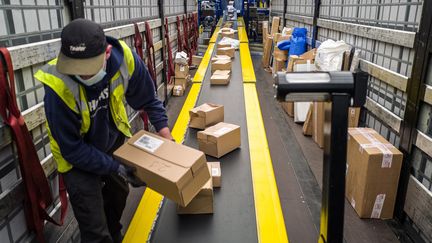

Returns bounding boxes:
[34,18,173,243]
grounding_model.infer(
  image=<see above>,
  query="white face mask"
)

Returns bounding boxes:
[75,63,107,86]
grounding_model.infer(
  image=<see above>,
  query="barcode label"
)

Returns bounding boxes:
[134,135,164,153]
[371,194,386,219]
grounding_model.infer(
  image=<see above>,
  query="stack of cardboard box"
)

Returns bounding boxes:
[173,63,190,96]
[211,55,232,85]
[177,164,214,214]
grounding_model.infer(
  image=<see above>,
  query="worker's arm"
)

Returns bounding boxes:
[44,86,120,175]
[126,52,172,140]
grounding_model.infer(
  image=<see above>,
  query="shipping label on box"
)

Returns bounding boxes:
[177,164,214,214]
[197,122,241,158]
[114,130,210,207]
[208,162,221,188]
[175,64,189,78]
[346,128,403,219]
[189,103,224,129]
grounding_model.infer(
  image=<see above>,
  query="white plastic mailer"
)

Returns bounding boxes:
[315,40,351,71]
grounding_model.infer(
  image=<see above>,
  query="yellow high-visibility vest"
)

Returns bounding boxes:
[34,40,135,173]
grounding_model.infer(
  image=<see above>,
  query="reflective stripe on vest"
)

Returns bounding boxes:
[34,40,135,173]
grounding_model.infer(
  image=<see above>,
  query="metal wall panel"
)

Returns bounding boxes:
[286,0,314,16]
[0,0,64,47]
[164,0,184,16]
[186,0,196,13]
[319,0,423,32]
[84,0,159,27]
[271,0,284,14]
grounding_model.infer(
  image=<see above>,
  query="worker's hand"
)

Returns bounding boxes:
[158,127,174,140]
[118,164,146,188]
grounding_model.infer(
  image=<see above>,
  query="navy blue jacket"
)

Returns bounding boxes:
[44,37,168,175]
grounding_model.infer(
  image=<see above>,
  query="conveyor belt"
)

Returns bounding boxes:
[151,23,258,243]
[124,16,288,243]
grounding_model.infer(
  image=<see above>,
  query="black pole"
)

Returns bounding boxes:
[395,0,432,221]
[184,0,187,14]
[319,93,350,243]
[312,0,321,48]
[158,0,167,106]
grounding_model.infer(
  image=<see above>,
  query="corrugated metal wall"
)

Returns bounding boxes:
[0,1,197,242]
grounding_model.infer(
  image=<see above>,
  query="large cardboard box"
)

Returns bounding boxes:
[175,64,189,78]
[217,47,235,58]
[197,122,241,158]
[113,130,211,207]
[211,59,232,73]
[348,107,361,127]
[177,165,214,214]
[208,162,221,188]
[346,128,403,219]
[175,75,190,88]
[189,103,224,129]
[281,102,294,117]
